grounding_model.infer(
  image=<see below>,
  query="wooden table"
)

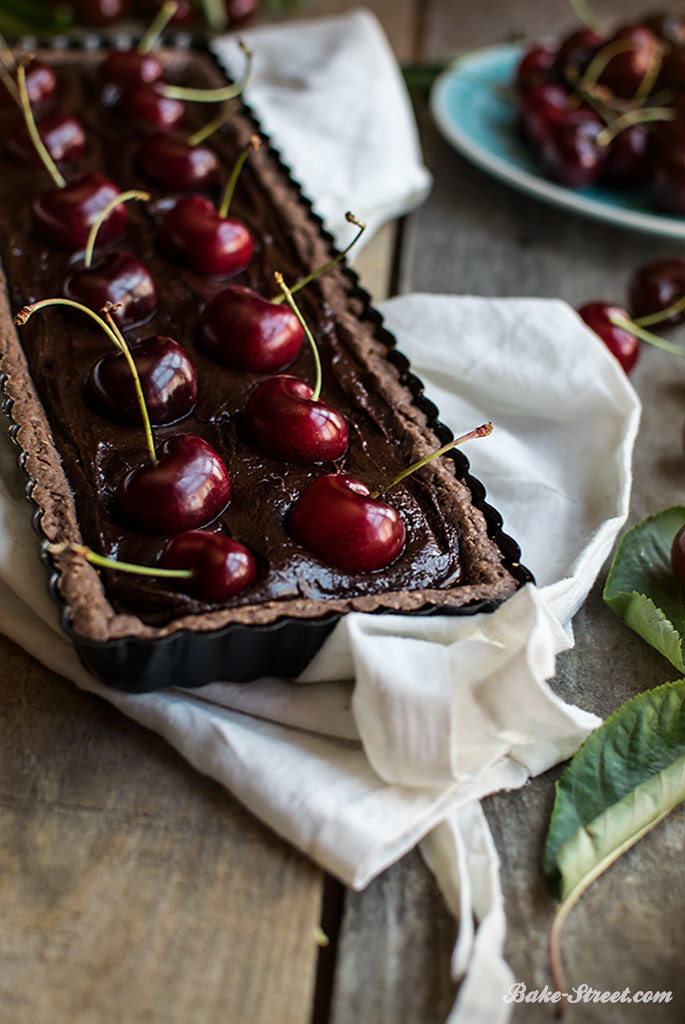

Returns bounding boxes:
[2,2,685,1021]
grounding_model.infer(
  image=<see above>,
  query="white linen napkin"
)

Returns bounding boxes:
[0,10,642,1022]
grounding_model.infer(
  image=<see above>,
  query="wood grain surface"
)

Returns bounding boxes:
[2,1,684,1022]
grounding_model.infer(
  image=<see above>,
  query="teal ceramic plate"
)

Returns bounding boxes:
[430,43,685,239]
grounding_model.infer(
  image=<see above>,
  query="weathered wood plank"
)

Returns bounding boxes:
[0,634,323,1024]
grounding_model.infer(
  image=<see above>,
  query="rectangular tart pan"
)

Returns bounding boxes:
[0,31,533,692]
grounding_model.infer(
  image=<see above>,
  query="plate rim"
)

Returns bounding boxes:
[430,42,685,241]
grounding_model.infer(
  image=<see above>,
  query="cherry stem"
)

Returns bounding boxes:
[160,39,252,103]
[371,422,493,499]
[634,295,685,328]
[608,312,685,356]
[45,541,193,580]
[187,99,237,147]
[84,190,149,269]
[597,105,675,146]
[274,271,322,401]
[218,134,260,219]
[271,213,367,304]
[575,37,635,92]
[568,0,604,36]
[633,49,663,105]
[17,57,65,189]
[14,298,123,351]
[138,0,178,55]
[101,304,158,466]
[0,32,19,106]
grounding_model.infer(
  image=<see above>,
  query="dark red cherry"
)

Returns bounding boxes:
[78,0,130,25]
[225,0,260,26]
[244,376,348,465]
[516,46,557,90]
[671,523,685,584]
[33,173,127,251]
[64,250,157,328]
[6,112,86,167]
[121,83,184,131]
[652,148,685,213]
[137,132,219,190]
[89,335,197,426]
[118,434,231,533]
[198,285,302,371]
[1,60,57,110]
[577,302,640,373]
[644,11,685,44]
[598,25,662,99]
[602,124,650,188]
[290,474,406,573]
[660,43,685,89]
[517,82,570,147]
[629,258,685,326]
[159,196,253,277]
[540,117,607,188]
[101,49,163,88]
[554,28,604,83]
[160,530,256,601]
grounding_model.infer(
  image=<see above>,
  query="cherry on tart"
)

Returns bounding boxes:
[198,212,365,370]
[89,334,198,426]
[79,0,131,26]
[7,112,87,166]
[289,423,493,573]
[16,60,127,252]
[100,1,177,88]
[137,131,219,190]
[0,57,57,110]
[159,135,259,276]
[46,530,255,603]
[243,272,348,464]
[63,190,157,328]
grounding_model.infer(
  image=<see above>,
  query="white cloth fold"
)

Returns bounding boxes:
[0,10,642,1021]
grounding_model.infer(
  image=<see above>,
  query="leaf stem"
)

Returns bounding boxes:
[17,58,65,189]
[274,271,322,401]
[160,40,252,103]
[46,541,193,580]
[84,190,149,269]
[271,213,366,304]
[101,305,158,466]
[218,134,260,219]
[138,1,178,55]
[371,423,493,499]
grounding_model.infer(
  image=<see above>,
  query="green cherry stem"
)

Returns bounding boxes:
[271,213,367,304]
[274,271,323,402]
[14,298,123,350]
[160,39,252,103]
[187,99,237,147]
[45,541,193,580]
[84,189,150,269]
[0,32,19,106]
[568,0,605,35]
[609,312,685,356]
[138,0,178,55]
[371,422,493,499]
[634,294,685,328]
[597,105,675,147]
[101,303,158,465]
[218,134,260,219]
[574,37,634,92]
[17,57,65,188]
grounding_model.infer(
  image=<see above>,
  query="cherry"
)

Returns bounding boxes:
[517,82,570,148]
[245,376,348,464]
[660,43,685,89]
[160,530,256,600]
[101,50,163,89]
[198,285,301,370]
[540,117,607,188]
[89,334,197,425]
[629,258,685,326]
[652,147,685,213]
[602,123,650,187]
[643,11,685,44]
[78,0,130,25]
[137,132,219,190]
[34,172,127,251]
[577,302,640,373]
[516,46,557,90]
[598,25,662,99]
[64,249,157,328]
[554,28,604,83]
[7,112,86,167]
[118,434,231,534]
[0,60,57,110]
[159,195,252,276]
[225,0,260,25]
[290,474,406,573]
[671,523,685,584]
[121,83,184,131]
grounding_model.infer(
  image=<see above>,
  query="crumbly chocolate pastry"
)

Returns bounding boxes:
[0,46,518,643]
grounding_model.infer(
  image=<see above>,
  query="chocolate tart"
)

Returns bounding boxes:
[0,34,531,690]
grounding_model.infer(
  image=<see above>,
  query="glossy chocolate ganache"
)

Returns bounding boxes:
[0,46,517,639]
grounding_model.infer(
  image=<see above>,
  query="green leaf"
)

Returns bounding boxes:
[603,506,685,671]
[544,679,685,988]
